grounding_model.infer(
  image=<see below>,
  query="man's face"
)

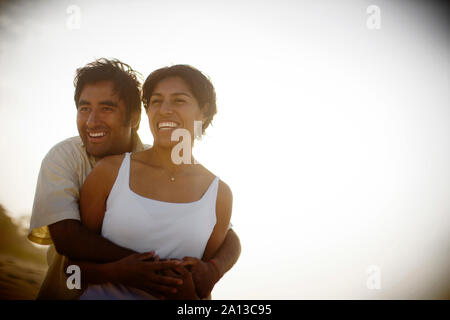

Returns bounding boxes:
[76,80,136,158]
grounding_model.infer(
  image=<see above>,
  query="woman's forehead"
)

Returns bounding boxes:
[152,76,192,95]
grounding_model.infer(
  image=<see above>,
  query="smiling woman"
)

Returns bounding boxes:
[142,64,217,137]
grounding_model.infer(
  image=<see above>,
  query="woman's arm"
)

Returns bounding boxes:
[202,180,233,261]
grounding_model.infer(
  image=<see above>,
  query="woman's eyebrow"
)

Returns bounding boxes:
[151,92,192,98]
[172,92,192,98]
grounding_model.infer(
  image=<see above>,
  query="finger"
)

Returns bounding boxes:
[164,268,180,278]
[152,260,182,269]
[180,260,196,267]
[182,257,198,264]
[172,265,191,277]
[138,251,155,261]
[152,273,183,286]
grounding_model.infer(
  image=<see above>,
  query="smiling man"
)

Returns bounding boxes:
[28,58,241,299]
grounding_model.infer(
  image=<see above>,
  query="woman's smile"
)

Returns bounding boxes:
[157,121,181,131]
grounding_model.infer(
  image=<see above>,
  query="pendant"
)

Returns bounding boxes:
[170,176,175,182]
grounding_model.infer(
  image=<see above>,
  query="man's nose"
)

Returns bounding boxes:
[86,109,102,127]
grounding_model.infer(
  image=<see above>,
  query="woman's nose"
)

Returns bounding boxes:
[160,101,173,114]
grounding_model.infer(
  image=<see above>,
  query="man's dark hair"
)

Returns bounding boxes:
[142,64,217,134]
[74,58,142,130]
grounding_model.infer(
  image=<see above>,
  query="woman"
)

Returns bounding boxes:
[78,65,232,299]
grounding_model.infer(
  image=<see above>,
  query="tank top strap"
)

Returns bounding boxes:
[107,152,132,204]
[202,176,220,202]
[118,152,132,184]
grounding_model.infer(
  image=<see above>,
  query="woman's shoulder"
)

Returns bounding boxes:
[90,154,126,181]
[194,164,232,198]
[96,153,126,169]
[217,179,232,205]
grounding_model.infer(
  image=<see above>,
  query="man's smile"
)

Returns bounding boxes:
[87,131,108,143]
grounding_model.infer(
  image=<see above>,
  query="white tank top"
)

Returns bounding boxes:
[80,152,219,300]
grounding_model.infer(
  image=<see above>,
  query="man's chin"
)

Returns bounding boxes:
[85,145,109,158]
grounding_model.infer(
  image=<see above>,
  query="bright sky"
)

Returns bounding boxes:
[0,0,449,298]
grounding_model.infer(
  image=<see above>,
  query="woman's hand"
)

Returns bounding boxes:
[112,252,184,299]
[161,264,200,300]
[181,256,220,299]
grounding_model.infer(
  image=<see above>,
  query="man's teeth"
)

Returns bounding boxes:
[158,122,179,129]
[89,132,106,137]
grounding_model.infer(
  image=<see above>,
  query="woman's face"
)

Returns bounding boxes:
[146,76,205,149]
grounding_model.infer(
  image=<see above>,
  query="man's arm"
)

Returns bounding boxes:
[208,228,241,279]
[49,219,135,262]
[182,228,241,299]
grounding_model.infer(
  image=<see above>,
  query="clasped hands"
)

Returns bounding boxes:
[113,251,220,300]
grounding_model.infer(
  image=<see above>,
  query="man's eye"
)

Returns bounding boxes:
[103,107,114,112]
[78,107,89,112]
[175,99,185,104]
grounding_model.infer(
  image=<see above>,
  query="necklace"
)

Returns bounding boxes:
[163,166,181,182]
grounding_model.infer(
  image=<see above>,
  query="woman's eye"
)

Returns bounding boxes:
[150,100,161,105]
[175,99,185,104]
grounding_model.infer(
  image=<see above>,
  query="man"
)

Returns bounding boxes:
[28,58,241,299]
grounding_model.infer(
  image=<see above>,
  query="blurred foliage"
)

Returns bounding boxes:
[0,204,46,265]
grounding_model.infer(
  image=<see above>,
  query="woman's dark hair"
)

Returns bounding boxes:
[142,64,217,134]
[74,58,142,130]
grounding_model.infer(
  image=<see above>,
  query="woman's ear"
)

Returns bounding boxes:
[198,103,209,123]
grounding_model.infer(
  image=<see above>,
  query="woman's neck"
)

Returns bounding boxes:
[149,145,195,172]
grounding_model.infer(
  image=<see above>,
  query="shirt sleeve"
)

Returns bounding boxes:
[28,144,82,245]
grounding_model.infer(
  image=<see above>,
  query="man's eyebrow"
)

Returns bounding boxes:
[99,100,118,107]
[78,99,90,106]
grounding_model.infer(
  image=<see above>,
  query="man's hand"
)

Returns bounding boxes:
[162,265,199,300]
[112,252,184,299]
[181,256,220,299]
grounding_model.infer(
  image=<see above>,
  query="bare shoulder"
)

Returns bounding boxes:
[194,163,232,201]
[85,154,126,189]
[96,154,126,169]
[216,179,233,222]
[93,154,125,176]
[218,180,233,202]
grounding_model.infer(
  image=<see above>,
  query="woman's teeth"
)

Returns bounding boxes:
[158,121,179,130]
